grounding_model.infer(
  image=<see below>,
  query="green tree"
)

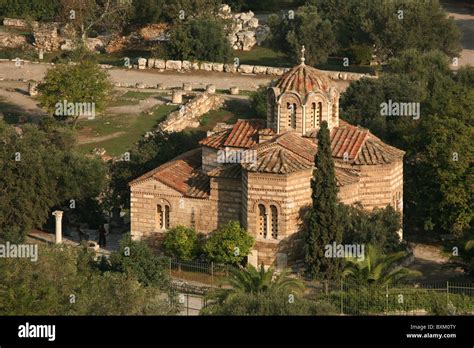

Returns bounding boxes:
[203,221,254,265]
[341,204,402,254]
[0,0,60,21]
[267,5,337,65]
[313,0,461,62]
[38,61,113,128]
[0,121,106,242]
[165,17,232,62]
[108,236,170,289]
[0,244,173,315]
[165,0,222,22]
[162,225,199,261]
[342,245,421,286]
[58,0,132,41]
[131,0,166,25]
[305,121,343,279]
[249,85,267,119]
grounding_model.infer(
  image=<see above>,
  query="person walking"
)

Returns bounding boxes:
[98,224,107,248]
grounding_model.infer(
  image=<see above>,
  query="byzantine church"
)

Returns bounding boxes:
[129,50,404,266]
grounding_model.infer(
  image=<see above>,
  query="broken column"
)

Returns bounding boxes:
[172,90,183,104]
[183,83,192,92]
[230,86,239,95]
[28,82,38,96]
[206,84,216,94]
[52,210,63,244]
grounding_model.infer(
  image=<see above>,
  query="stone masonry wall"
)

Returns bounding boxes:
[158,93,224,132]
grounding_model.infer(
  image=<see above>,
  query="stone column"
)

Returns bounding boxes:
[230,86,239,95]
[172,90,183,104]
[52,210,63,244]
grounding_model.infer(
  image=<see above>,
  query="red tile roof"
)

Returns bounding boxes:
[275,63,331,96]
[199,119,274,150]
[129,148,210,198]
[207,164,242,179]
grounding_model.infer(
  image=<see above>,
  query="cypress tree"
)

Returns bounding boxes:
[305,121,343,279]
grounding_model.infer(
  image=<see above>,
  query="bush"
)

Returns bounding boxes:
[203,221,254,265]
[341,204,403,253]
[345,44,373,65]
[162,225,199,261]
[0,244,173,315]
[165,17,232,63]
[108,236,170,289]
[201,289,337,315]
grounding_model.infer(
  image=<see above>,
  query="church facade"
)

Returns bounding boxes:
[129,54,404,266]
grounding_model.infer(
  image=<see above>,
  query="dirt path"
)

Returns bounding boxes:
[409,244,465,283]
[0,82,47,120]
[443,2,474,68]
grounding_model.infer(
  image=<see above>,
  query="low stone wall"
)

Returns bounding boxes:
[136,57,374,81]
[158,92,224,133]
[3,18,38,29]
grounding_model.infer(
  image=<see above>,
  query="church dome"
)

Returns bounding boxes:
[274,47,332,96]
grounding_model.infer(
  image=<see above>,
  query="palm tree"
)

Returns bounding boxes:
[342,245,421,286]
[209,265,305,303]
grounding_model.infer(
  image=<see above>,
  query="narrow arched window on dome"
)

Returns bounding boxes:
[315,102,322,127]
[287,103,297,129]
[287,103,296,129]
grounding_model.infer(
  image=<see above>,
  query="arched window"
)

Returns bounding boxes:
[156,205,163,230]
[270,205,278,239]
[258,204,267,238]
[156,204,170,230]
[315,102,322,127]
[287,103,297,129]
[165,205,170,229]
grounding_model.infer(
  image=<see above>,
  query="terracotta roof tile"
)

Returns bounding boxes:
[207,164,242,179]
[200,119,274,150]
[243,146,312,174]
[130,148,210,198]
[275,63,332,96]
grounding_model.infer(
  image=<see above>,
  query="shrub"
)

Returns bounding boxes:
[162,225,199,261]
[203,221,254,265]
[165,17,232,63]
[108,236,170,289]
[202,289,337,315]
[249,86,267,119]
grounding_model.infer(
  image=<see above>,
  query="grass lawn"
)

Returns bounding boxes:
[234,46,291,67]
[190,98,258,134]
[77,104,176,156]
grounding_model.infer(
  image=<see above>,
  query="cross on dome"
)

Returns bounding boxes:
[300,45,306,65]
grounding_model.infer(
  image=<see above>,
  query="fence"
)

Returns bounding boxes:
[164,258,474,316]
[307,279,474,315]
